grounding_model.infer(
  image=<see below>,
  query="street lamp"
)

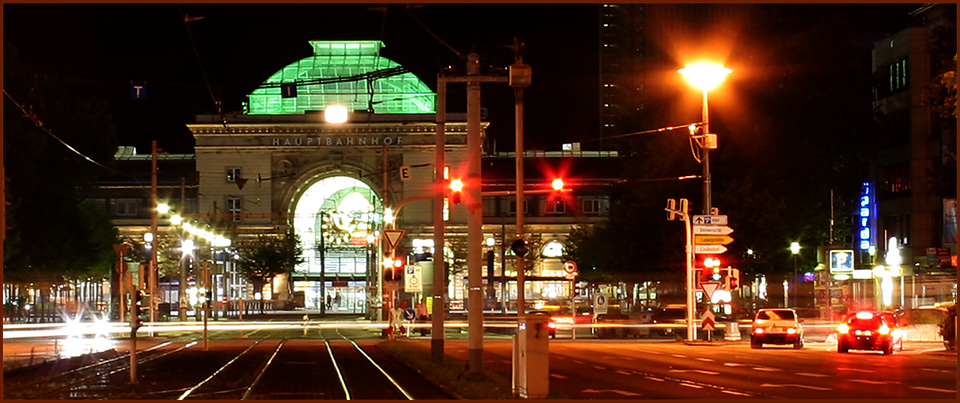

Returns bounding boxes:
[790,242,801,307]
[678,62,731,215]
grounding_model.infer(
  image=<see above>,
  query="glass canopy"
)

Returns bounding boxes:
[247,40,436,115]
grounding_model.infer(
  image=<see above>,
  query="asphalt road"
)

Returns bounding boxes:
[432,338,957,399]
[4,322,956,400]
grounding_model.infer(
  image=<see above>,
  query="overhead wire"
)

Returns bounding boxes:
[4,89,120,175]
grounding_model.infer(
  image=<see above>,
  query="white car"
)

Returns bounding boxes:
[750,308,803,349]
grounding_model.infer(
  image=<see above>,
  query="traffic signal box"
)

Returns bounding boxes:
[382,257,404,284]
[726,268,740,290]
[133,289,145,330]
[449,178,463,205]
[697,256,740,291]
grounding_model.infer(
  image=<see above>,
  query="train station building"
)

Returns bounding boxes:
[103,40,619,317]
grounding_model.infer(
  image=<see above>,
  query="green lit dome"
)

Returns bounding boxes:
[247,40,436,115]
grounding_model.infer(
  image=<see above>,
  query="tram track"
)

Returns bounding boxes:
[5,323,447,400]
[7,340,195,399]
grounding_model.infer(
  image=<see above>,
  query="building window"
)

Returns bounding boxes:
[482,197,498,217]
[115,199,138,216]
[889,58,907,93]
[878,163,911,197]
[227,197,242,222]
[583,199,605,215]
[226,167,242,183]
[545,199,566,214]
[509,199,528,216]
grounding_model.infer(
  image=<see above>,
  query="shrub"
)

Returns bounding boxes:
[938,304,956,351]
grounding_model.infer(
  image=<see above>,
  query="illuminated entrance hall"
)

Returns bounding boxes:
[292,176,383,314]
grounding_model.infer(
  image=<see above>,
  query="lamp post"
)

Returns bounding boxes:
[678,62,731,215]
[791,242,801,308]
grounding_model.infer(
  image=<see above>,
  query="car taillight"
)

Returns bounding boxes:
[547,322,557,329]
[837,323,849,334]
[786,327,796,334]
[754,327,764,334]
[878,324,890,335]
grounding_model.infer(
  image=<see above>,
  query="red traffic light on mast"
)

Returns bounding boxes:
[551,178,565,191]
[449,178,463,204]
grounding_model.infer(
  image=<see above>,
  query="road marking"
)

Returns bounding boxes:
[644,376,666,382]
[679,383,704,389]
[910,386,956,394]
[723,362,749,367]
[573,360,585,364]
[721,390,752,397]
[752,367,781,372]
[920,368,954,374]
[838,367,874,373]
[795,373,829,378]
[670,369,720,375]
[616,370,633,376]
[696,358,714,362]
[582,389,643,396]
[550,373,568,379]
[851,379,899,385]
[593,365,607,370]
[671,354,687,358]
[761,383,832,391]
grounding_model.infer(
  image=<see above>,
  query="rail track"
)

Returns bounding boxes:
[6,325,440,400]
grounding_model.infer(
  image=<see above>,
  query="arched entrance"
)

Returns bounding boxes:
[291,175,383,314]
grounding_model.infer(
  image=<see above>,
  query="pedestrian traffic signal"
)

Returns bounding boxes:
[727,268,741,290]
[449,178,463,204]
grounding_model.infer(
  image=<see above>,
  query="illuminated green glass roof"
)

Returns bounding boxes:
[247,40,436,115]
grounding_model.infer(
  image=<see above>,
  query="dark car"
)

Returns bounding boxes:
[836,311,899,354]
[651,304,687,337]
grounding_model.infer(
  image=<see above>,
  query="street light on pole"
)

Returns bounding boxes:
[791,241,801,308]
[678,62,731,215]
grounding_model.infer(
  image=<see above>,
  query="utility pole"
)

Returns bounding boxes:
[511,40,531,316]
[149,141,159,330]
[432,76,447,362]
[179,178,188,321]
[433,47,512,373]
[466,50,483,376]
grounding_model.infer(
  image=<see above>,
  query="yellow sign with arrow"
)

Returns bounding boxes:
[694,235,734,245]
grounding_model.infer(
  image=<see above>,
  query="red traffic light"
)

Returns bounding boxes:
[449,178,463,204]
[551,178,565,191]
[703,256,722,268]
[449,178,464,192]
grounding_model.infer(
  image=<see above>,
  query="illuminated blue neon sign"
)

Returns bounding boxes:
[858,182,876,251]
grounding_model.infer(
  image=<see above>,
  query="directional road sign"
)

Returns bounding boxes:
[694,244,728,254]
[694,235,734,245]
[693,225,734,235]
[692,215,728,225]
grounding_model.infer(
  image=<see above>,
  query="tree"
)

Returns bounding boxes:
[3,44,119,286]
[235,228,304,310]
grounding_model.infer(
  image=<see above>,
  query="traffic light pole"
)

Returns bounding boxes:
[128,284,138,384]
[432,73,447,362]
[666,199,696,341]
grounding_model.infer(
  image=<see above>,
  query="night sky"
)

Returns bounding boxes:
[4,3,919,155]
